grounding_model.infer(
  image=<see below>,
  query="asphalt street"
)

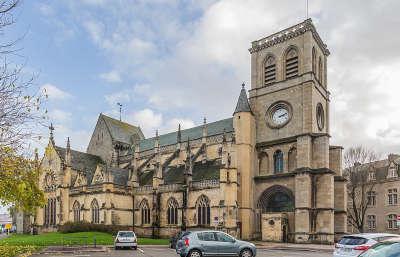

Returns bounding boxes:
[31,247,333,257]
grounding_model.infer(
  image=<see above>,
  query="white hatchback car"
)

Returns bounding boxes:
[334,233,400,257]
[114,231,137,250]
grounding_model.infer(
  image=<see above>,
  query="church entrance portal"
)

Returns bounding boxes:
[257,185,294,242]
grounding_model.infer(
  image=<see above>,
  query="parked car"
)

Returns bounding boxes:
[114,231,137,250]
[358,237,400,257]
[176,230,256,257]
[170,231,191,249]
[334,233,400,257]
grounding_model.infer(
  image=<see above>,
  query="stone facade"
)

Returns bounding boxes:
[347,154,400,235]
[36,19,346,243]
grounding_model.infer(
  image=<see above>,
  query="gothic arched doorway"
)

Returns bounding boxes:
[257,185,294,242]
[257,185,294,213]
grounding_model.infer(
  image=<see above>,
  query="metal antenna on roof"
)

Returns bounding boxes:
[117,103,123,121]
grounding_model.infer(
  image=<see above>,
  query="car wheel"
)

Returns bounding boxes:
[240,248,253,257]
[133,246,137,250]
[188,249,202,257]
[114,246,118,250]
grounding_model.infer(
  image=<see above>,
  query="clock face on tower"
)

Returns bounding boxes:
[272,108,289,125]
[266,101,292,128]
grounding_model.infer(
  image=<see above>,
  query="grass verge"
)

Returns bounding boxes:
[0,232,169,247]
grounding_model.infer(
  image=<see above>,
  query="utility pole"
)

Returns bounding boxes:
[117,103,122,121]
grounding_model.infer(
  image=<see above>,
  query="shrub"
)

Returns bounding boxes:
[0,245,41,257]
[59,221,131,235]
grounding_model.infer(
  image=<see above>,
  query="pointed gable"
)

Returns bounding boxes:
[91,166,105,184]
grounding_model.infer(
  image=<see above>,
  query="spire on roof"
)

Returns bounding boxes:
[49,123,55,145]
[65,137,71,167]
[177,124,181,143]
[155,129,159,148]
[202,117,207,137]
[233,83,252,115]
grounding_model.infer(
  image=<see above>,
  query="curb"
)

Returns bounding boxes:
[258,246,333,253]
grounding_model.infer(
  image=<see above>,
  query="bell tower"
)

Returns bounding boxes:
[249,19,338,243]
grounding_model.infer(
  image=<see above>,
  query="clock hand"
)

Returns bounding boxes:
[278,113,288,118]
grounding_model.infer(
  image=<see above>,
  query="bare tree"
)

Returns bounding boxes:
[0,0,47,151]
[344,146,380,233]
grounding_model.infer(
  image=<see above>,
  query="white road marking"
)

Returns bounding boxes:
[138,248,145,253]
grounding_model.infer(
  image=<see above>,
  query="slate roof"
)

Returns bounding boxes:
[346,156,400,182]
[233,85,252,115]
[55,146,105,185]
[100,114,144,145]
[139,118,234,151]
[139,170,154,186]
[163,159,222,184]
[109,167,130,186]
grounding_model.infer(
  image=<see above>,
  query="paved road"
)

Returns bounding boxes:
[31,247,333,257]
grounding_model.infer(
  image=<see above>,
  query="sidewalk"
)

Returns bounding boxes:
[252,241,334,252]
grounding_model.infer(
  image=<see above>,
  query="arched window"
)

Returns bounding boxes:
[51,198,56,225]
[312,47,316,74]
[44,201,48,226]
[140,199,151,225]
[257,185,295,213]
[258,152,269,175]
[288,147,297,172]
[196,195,210,226]
[274,150,284,174]
[49,199,53,225]
[264,56,276,85]
[91,199,100,224]
[318,56,323,83]
[73,201,80,222]
[285,48,299,79]
[167,198,179,225]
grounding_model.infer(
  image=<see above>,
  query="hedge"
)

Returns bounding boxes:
[59,221,131,235]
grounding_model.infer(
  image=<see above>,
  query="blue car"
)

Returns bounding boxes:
[176,230,256,257]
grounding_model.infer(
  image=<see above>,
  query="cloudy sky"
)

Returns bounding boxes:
[8,0,400,156]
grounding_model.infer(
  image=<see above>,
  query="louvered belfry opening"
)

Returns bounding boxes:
[264,56,276,85]
[285,48,299,79]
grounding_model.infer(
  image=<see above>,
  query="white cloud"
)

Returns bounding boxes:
[53,124,91,152]
[104,90,131,106]
[100,70,122,83]
[129,109,163,136]
[128,108,196,137]
[48,109,72,123]
[165,118,195,133]
[41,83,71,100]
[61,0,400,155]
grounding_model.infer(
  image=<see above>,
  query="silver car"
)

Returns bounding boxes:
[358,237,400,257]
[114,231,138,250]
[334,233,400,257]
[176,230,256,257]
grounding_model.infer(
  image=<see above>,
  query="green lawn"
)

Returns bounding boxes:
[0,232,169,246]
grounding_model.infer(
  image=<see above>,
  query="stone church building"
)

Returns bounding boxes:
[36,19,347,243]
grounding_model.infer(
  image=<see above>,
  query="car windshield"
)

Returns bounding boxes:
[359,242,400,257]
[338,236,368,245]
[178,231,191,239]
[118,231,134,237]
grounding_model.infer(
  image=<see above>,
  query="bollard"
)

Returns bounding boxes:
[94,236,96,248]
